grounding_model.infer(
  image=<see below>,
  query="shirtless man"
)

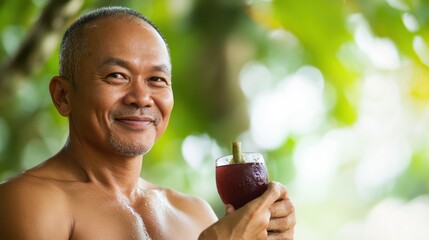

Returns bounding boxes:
[0,6,295,240]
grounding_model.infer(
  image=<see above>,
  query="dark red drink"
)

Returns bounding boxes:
[216,162,269,209]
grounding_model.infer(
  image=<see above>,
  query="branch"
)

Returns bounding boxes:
[0,0,83,98]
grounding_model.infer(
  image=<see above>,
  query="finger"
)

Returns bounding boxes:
[256,182,287,208]
[267,229,295,240]
[224,204,235,215]
[256,229,268,240]
[270,197,294,218]
[267,213,296,233]
[267,217,287,232]
[272,181,288,200]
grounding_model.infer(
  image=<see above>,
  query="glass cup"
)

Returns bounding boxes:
[215,152,269,209]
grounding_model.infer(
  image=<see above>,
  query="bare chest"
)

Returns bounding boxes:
[67,189,197,240]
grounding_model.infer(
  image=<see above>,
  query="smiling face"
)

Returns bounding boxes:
[64,16,173,157]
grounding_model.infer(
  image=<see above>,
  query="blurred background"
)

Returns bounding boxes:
[1,0,429,239]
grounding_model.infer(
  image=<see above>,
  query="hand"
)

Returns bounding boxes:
[199,182,295,240]
[226,182,295,240]
[266,182,295,239]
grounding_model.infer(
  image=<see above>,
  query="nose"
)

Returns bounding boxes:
[122,82,154,108]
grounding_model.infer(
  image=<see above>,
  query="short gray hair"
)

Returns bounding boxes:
[59,6,168,89]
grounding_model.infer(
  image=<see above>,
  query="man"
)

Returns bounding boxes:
[0,6,295,239]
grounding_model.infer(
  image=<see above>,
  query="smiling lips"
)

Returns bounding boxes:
[114,115,156,129]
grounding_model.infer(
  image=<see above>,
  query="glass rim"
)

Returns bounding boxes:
[215,152,265,166]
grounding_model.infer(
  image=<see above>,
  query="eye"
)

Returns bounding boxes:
[149,77,170,86]
[103,72,129,84]
[107,73,127,79]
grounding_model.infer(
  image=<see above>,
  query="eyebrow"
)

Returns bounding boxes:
[153,64,172,77]
[101,57,130,69]
[100,57,171,76]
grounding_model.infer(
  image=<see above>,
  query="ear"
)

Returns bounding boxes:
[49,76,72,117]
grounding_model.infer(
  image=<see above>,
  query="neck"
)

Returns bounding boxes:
[60,139,144,198]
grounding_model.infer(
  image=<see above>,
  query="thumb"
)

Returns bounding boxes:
[257,181,287,207]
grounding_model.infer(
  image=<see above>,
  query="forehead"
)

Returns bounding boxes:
[83,16,163,46]
[82,16,170,65]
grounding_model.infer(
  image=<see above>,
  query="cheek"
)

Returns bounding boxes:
[160,93,174,118]
[92,92,119,110]
[72,87,119,123]
[155,92,174,125]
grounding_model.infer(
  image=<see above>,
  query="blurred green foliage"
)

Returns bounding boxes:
[1,0,429,239]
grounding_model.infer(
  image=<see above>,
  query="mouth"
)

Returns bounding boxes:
[114,115,156,129]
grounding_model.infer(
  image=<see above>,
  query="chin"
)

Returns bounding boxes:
[107,133,155,157]
[113,144,153,157]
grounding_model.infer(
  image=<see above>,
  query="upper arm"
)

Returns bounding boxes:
[0,178,72,239]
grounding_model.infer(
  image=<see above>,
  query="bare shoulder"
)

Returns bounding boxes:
[140,180,218,227]
[0,173,72,239]
[0,171,69,205]
[161,187,219,237]
[166,188,216,215]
